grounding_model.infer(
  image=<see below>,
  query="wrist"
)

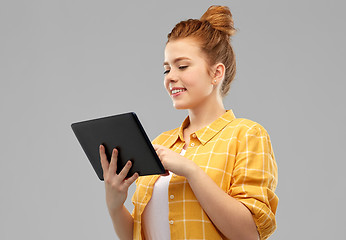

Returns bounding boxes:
[108,204,125,218]
[184,161,201,180]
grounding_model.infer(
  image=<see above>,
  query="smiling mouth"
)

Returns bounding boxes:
[171,89,186,94]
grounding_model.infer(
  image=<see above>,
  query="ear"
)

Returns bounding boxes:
[212,63,225,85]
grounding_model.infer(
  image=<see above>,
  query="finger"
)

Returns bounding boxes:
[99,145,109,173]
[109,148,118,174]
[153,144,160,151]
[155,147,164,158]
[153,144,163,154]
[123,172,139,188]
[118,160,133,179]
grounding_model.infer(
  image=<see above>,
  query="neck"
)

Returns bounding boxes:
[186,94,226,132]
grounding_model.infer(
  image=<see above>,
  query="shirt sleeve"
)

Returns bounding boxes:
[228,123,278,240]
[131,178,140,219]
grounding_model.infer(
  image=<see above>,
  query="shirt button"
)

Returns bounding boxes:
[169,220,174,225]
[192,133,196,138]
[170,195,174,200]
[191,143,195,147]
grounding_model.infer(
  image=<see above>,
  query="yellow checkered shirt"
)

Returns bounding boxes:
[131,110,278,239]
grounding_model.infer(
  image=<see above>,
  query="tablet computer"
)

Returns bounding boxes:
[71,112,165,180]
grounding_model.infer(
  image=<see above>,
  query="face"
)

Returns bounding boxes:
[163,38,216,110]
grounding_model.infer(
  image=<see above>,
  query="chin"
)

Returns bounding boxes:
[173,104,186,110]
[172,102,189,110]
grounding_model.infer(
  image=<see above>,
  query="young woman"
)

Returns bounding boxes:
[99,5,278,240]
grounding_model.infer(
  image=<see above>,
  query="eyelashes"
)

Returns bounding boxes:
[164,66,188,75]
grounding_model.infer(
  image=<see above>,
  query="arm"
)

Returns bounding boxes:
[99,145,139,240]
[185,163,259,240]
[108,205,134,240]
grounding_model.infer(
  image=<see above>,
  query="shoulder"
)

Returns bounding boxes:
[227,117,271,138]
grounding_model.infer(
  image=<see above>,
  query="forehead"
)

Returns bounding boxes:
[164,38,204,64]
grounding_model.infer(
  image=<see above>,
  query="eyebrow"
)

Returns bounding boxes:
[163,57,191,66]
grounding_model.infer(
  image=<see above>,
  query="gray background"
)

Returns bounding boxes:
[1,0,345,239]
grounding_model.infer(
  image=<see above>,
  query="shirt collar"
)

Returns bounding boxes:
[165,109,236,148]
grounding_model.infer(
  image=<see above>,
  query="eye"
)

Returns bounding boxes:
[163,66,188,75]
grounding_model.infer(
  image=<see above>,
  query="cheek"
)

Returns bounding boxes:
[164,78,170,91]
[185,73,212,95]
[182,72,199,89]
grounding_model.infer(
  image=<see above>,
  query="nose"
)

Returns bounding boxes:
[164,70,178,92]
[165,68,178,84]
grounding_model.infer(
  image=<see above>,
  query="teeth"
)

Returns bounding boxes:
[172,89,186,94]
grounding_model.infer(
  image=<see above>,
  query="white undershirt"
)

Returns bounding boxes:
[142,148,186,240]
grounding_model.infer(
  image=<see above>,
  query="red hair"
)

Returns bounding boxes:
[167,6,237,97]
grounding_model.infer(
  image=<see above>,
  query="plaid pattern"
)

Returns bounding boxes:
[132,110,278,239]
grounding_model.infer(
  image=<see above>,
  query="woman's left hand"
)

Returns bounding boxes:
[153,144,197,177]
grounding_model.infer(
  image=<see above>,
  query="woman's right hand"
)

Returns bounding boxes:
[99,145,139,214]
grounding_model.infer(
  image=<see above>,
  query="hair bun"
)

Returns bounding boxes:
[200,5,236,37]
